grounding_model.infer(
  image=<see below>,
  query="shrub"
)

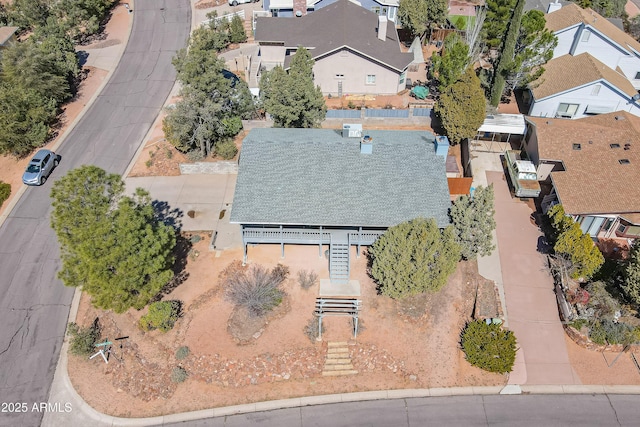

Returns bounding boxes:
[588,320,607,345]
[297,270,318,290]
[67,320,101,356]
[571,318,587,331]
[171,366,188,383]
[585,281,620,320]
[139,300,182,332]
[0,181,10,206]
[215,139,238,159]
[304,317,322,342]
[185,150,205,162]
[588,320,634,345]
[461,320,517,373]
[369,218,460,298]
[175,346,190,360]
[222,261,288,317]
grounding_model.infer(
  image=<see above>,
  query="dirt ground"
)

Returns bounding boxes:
[69,241,506,417]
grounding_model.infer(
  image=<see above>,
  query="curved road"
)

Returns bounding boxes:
[160,394,639,427]
[0,1,190,425]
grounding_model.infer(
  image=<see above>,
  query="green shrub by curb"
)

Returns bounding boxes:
[461,320,516,373]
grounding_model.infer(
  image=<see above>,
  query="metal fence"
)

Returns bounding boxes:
[412,108,432,117]
[365,109,410,118]
[326,108,430,119]
[326,109,362,119]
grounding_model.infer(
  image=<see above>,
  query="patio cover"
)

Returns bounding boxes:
[478,114,527,135]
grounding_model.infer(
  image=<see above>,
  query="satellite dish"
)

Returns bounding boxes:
[633,93,640,102]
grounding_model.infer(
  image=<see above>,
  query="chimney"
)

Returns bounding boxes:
[377,16,387,41]
[293,0,306,17]
[547,0,562,13]
[361,135,373,154]
[435,136,449,157]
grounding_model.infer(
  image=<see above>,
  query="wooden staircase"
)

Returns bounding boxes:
[243,16,254,43]
[322,342,358,376]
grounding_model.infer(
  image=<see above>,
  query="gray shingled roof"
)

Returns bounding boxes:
[230,128,451,228]
[255,0,413,72]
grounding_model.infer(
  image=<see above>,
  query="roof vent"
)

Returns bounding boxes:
[610,143,620,148]
[619,159,631,164]
[342,123,362,138]
[615,115,623,120]
[361,135,373,154]
[624,143,631,150]
[588,140,593,144]
[573,143,581,150]
[295,10,302,17]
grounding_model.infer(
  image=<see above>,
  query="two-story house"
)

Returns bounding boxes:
[545,3,640,90]
[254,0,414,96]
[526,3,640,119]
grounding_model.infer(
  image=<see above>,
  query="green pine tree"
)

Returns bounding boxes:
[450,185,496,260]
[435,67,486,145]
[51,166,176,313]
[369,218,461,298]
[260,47,326,128]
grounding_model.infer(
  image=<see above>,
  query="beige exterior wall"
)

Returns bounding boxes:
[258,46,405,95]
[313,49,404,95]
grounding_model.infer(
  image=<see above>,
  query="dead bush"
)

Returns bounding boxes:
[222,261,288,317]
[304,317,322,342]
[297,269,318,290]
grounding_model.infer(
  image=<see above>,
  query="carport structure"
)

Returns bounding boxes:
[230,128,452,284]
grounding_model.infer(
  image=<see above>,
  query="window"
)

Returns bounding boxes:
[581,30,591,42]
[603,218,614,232]
[591,85,600,96]
[556,103,579,118]
[335,74,344,79]
[635,72,640,80]
[617,224,628,234]
[389,7,396,20]
[371,6,380,14]
[366,74,376,85]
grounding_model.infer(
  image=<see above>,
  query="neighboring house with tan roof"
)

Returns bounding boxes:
[0,26,18,49]
[545,3,640,90]
[526,53,640,119]
[254,0,414,95]
[523,112,640,240]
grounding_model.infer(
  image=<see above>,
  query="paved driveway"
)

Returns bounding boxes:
[125,174,241,248]
[487,171,580,385]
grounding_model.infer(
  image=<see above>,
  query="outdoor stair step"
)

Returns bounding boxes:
[322,370,359,376]
[328,342,350,347]
[324,358,352,365]
[327,348,350,355]
[323,363,355,371]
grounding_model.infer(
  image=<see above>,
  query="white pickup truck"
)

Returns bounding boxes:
[505,150,541,198]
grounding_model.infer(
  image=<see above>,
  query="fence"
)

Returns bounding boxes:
[326,108,431,120]
[201,9,245,26]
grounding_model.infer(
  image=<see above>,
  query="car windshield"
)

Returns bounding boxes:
[27,164,40,173]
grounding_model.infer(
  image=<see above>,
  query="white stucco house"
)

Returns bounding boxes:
[545,2,640,90]
[254,0,414,96]
[527,53,640,119]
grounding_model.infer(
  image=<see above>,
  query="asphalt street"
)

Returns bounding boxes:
[0,1,190,426]
[160,394,640,427]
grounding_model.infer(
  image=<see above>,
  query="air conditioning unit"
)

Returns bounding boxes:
[342,123,362,138]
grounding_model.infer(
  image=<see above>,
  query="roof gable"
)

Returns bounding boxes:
[231,128,452,228]
[255,0,413,72]
[545,3,640,55]
[530,53,637,100]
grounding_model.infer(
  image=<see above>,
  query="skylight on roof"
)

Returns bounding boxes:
[573,143,581,150]
[610,143,621,148]
[619,159,631,165]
